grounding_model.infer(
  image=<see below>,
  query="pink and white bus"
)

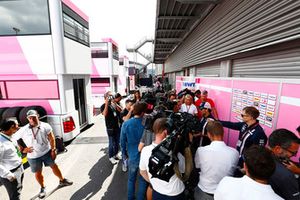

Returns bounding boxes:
[91,39,129,112]
[0,0,93,141]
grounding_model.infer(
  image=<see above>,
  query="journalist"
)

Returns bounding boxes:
[101,91,122,164]
[139,118,185,200]
[268,129,300,200]
[121,102,148,200]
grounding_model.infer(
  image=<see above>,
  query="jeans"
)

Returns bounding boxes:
[128,161,147,200]
[194,186,214,200]
[152,190,185,200]
[107,128,120,158]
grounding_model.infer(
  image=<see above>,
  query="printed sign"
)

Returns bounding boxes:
[176,76,196,92]
[231,88,278,128]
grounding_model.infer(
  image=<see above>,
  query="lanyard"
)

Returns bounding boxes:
[31,127,40,140]
[186,105,191,113]
[0,133,22,158]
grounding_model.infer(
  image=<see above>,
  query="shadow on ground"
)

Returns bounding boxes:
[101,160,128,200]
[70,147,113,200]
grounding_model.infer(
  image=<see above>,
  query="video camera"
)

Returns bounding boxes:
[107,95,114,101]
[148,112,200,182]
[142,105,169,131]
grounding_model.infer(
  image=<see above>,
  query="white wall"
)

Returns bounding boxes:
[64,38,91,74]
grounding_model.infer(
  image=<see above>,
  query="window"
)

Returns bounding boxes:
[112,44,119,61]
[91,43,109,58]
[119,58,124,65]
[91,50,108,58]
[4,80,59,100]
[0,0,50,36]
[91,78,110,85]
[62,4,89,46]
[0,81,6,99]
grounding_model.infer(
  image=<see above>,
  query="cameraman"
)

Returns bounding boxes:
[101,91,121,164]
[139,118,185,200]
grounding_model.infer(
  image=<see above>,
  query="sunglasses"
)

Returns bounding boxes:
[241,114,249,117]
[282,147,298,157]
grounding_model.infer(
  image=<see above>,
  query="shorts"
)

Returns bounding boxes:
[27,150,55,173]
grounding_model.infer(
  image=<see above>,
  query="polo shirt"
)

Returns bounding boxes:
[214,176,284,200]
[195,141,239,193]
[14,122,52,159]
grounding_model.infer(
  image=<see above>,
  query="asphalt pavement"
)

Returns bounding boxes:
[0,115,128,200]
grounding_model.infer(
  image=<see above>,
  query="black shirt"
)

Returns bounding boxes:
[120,108,133,125]
[269,160,300,200]
[100,103,119,129]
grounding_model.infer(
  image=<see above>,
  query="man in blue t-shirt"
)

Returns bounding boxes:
[121,101,148,200]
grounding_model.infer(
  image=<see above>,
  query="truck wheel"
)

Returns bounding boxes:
[19,106,47,126]
[0,107,9,124]
[2,106,24,123]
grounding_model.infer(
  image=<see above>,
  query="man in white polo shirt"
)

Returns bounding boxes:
[0,119,23,200]
[14,110,72,198]
[139,118,185,200]
[214,145,283,200]
[194,121,239,199]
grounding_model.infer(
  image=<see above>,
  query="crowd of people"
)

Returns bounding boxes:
[1,87,299,200]
[100,88,299,200]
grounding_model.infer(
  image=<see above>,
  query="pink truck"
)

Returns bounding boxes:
[0,0,93,141]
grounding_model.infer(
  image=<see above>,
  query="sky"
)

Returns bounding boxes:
[71,0,157,64]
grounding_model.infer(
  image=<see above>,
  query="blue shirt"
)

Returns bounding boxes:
[120,117,145,164]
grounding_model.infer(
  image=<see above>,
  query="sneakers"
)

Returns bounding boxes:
[122,158,128,172]
[114,152,122,160]
[59,178,73,187]
[39,187,46,198]
[109,157,118,165]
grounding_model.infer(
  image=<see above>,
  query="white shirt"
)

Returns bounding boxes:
[139,143,185,196]
[0,133,22,179]
[13,122,52,159]
[195,141,239,194]
[214,176,284,200]
[180,104,198,115]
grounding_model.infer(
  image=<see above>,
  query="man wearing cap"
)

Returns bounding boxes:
[192,102,215,151]
[0,119,23,200]
[200,90,219,120]
[14,110,72,198]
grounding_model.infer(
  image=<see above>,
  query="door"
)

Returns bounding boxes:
[114,77,118,93]
[73,79,87,127]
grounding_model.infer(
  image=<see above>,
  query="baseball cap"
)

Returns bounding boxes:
[199,102,211,110]
[26,110,39,117]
